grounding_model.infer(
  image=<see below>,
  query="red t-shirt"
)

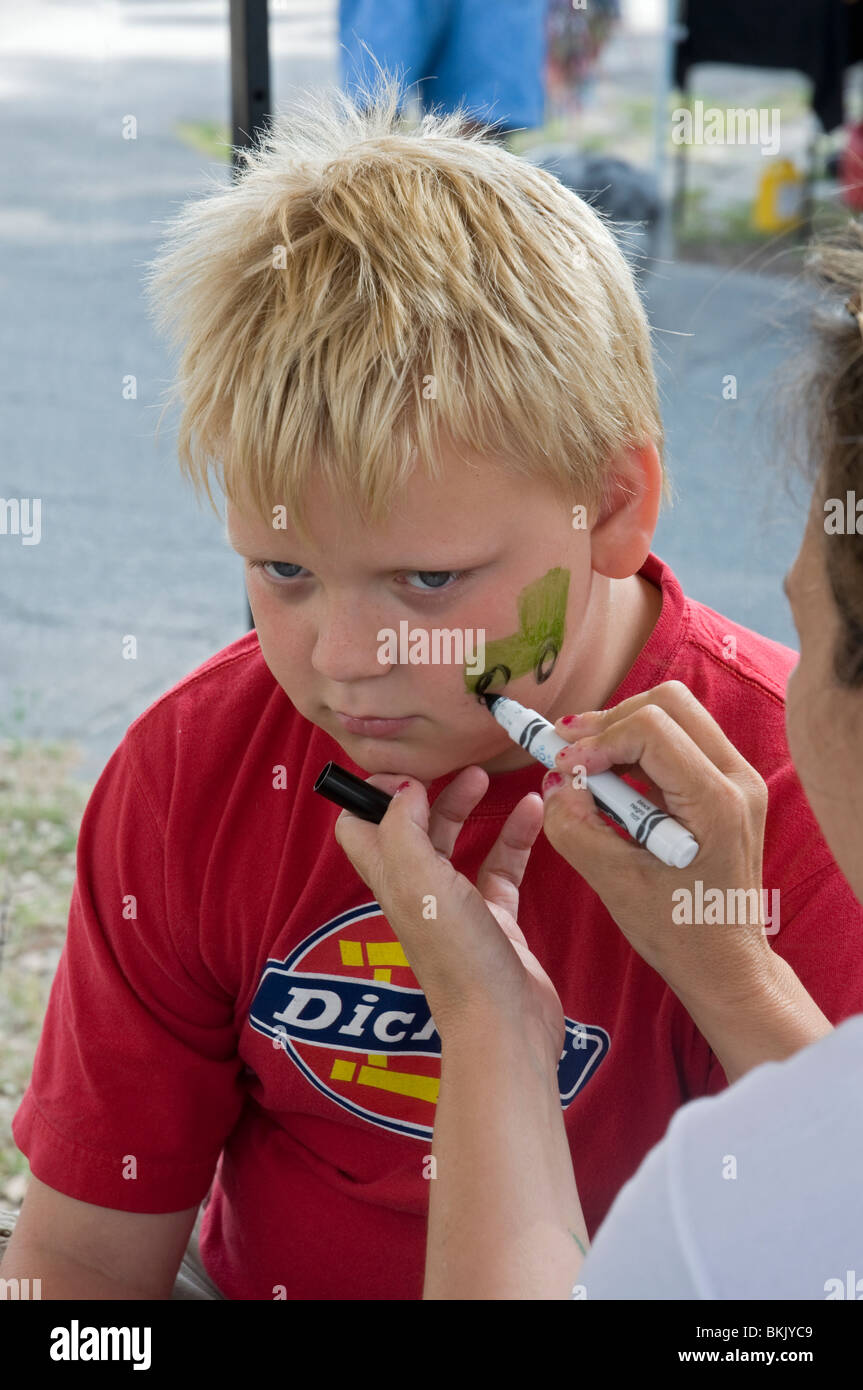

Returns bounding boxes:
[13,553,863,1300]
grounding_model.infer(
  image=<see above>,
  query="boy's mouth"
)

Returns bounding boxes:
[333,710,418,737]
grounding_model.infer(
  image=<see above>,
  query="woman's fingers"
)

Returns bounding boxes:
[542,773,653,883]
[425,765,490,858]
[554,680,754,784]
[541,683,769,966]
[475,792,545,921]
[360,772,545,924]
[344,778,541,950]
[558,703,717,813]
[554,701,766,839]
[332,775,420,894]
[361,766,490,860]
[542,684,771,993]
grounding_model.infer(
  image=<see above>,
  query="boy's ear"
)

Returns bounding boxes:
[588,440,662,580]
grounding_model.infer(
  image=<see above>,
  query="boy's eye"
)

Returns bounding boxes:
[402,571,463,592]
[248,561,465,593]
[250,561,307,581]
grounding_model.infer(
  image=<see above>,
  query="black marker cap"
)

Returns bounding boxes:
[481,693,503,711]
[313,761,394,824]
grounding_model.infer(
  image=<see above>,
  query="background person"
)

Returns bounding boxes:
[339,0,547,138]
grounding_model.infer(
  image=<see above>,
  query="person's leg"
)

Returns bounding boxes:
[339,0,446,113]
[0,1203,226,1300]
[433,0,548,135]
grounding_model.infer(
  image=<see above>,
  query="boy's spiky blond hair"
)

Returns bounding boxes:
[145,72,666,542]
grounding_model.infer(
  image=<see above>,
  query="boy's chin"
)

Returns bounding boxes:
[338,739,460,785]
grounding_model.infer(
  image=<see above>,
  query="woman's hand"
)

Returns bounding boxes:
[336,767,590,1300]
[541,680,775,1015]
[333,766,565,1067]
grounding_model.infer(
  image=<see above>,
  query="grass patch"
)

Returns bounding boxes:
[173,119,232,162]
[0,740,92,1207]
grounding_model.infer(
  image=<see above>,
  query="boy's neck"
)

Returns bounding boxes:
[559,569,664,719]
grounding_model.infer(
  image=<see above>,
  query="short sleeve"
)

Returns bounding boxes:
[579,1017,863,1300]
[576,1132,701,1299]
[12,734,247,1213]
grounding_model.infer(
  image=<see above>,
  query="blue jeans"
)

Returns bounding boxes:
[339,0,547,133]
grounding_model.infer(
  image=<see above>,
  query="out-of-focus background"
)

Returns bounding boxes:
[2,0,862,1201]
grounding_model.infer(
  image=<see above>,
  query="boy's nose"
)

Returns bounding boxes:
[310,612,394,683]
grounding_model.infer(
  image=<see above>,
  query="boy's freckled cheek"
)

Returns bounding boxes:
[252,586,574,723]
[249,604,313,689]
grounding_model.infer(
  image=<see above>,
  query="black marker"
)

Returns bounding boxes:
[314,761,393,824]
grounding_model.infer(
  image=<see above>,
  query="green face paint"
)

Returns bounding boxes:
[464,566,570,695]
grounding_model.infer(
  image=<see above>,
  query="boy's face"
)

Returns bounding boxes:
[226,441,633,782]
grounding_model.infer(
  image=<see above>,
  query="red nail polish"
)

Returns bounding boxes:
[542,770,563,794]
[395,781,411,792]
[556,740,586,762]
[559,714,578,727]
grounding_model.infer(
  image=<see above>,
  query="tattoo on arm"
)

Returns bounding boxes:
[569,1230,587,1258]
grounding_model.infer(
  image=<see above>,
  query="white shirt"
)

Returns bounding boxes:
[576,1013,863,1299]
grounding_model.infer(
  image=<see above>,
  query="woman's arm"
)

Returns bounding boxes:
[425,1010,586,1301]
[672,948,833,1085]
[333,769,589,1301]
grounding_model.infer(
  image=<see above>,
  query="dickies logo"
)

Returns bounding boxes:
[248,903,610,1140]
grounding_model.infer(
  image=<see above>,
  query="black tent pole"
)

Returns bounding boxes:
[229,0,271,632]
